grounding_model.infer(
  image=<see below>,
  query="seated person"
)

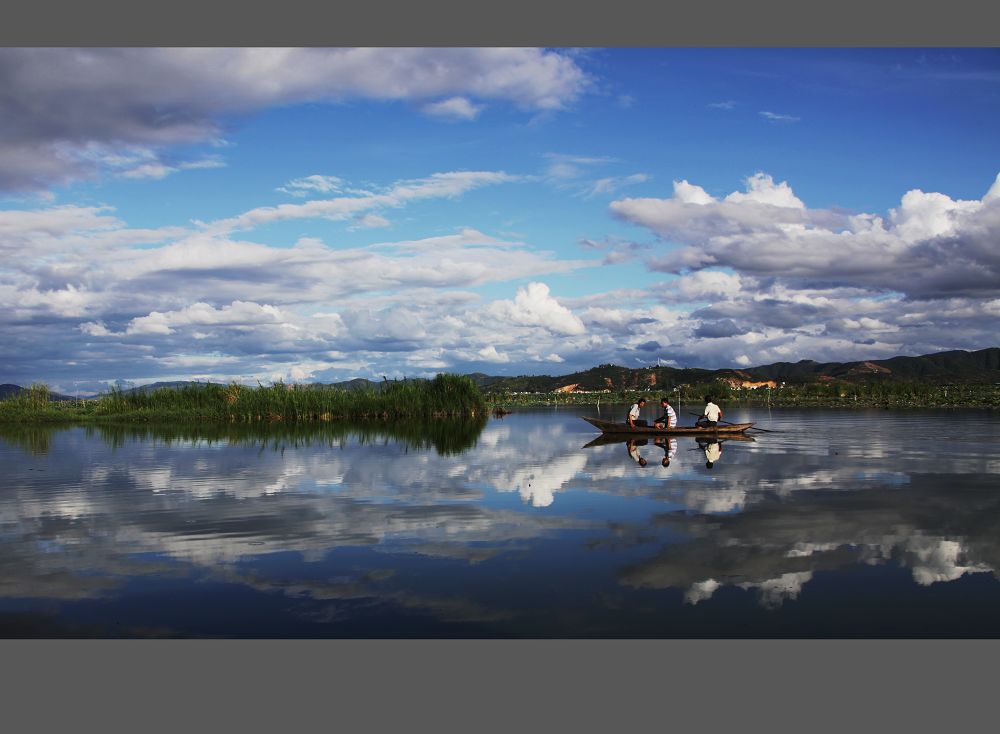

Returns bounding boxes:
[627,398,647,427]
[695,395,722,427]
[653,396,677,429]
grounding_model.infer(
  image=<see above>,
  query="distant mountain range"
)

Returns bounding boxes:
[3,348,998,400]
[469,348,1000,392]
[738,347,1000,384]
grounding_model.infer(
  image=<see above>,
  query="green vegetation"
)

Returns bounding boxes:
[485,380,1000,410]
[3,371,997,427]
[0,374,486,424]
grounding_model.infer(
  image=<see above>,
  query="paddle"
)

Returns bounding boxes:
[687,412,781,433]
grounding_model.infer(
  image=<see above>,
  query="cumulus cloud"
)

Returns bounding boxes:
[569,167,1000,367]
[0,164,599,386]
[610,174,815,247]
[486,282,586,336]
[614,171,1000,301]
[0,48,589,192]
[674,271,746,301]
[124,301,291,336]
[5,158,1000,383]
[477,346,510,363]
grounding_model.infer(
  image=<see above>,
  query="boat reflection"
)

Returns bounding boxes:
[583,432,754,471]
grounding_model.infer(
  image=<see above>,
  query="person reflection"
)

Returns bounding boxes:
[626,439,648,467]
[697,438,722,469]
[653,436,677,468]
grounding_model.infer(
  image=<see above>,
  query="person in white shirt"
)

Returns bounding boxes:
[626,439,648,467]
[627,397,647,428]
[653,396,677,430]
[695,395,723,428]
[702,440,722,469]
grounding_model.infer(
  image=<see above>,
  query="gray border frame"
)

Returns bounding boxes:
[3,0,1000,45]
[2,0,999,730]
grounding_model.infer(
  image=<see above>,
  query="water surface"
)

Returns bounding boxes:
[2,406,999,637]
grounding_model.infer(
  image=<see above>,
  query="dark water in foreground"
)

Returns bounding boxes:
[1,407,999,637]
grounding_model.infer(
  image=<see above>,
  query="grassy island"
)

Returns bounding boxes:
[0,374,487,424]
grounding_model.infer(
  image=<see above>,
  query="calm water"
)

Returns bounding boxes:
[1,406,999,637]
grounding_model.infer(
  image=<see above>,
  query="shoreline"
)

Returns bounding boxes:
[2,378,997,424]
[485,387,1000,411]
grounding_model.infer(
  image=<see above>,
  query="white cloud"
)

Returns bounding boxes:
[79,321,114,337]
[477,346,510,363]
[350,214,392,230]
[675,271,746,301]
[740,572,812,609]
[211,170,519,234]
[614,171,1000,301]
[890,188,981,240]
[487,282,586,335]
[124,301,292,336]
[906,536,991,586]
[673,180,716,205]
[277,175,345,197]
[759,110,800,123]
[610,174,814,246]
[0,48,590,192]
[684,579,720,604]
[708,101,736,110]
[119,156,226,180]
[421,97,483,121]
[724,172,805,209]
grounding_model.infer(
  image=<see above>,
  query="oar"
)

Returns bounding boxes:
[687,412,781,433]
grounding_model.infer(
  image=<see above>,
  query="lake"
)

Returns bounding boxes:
[1,406,999,637]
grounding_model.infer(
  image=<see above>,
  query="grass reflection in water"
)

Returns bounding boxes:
[0,414,488,457]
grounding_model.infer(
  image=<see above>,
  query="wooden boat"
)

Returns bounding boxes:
[582,416,754,435]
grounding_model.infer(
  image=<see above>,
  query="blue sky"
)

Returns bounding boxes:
[1,48,999,391]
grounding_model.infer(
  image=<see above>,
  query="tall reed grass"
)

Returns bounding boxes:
[0,374,487,423]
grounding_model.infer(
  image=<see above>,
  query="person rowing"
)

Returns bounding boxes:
[653,395,677,430]
[695,394,722,428]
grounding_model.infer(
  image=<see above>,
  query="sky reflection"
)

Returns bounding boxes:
[1,407,999,636]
